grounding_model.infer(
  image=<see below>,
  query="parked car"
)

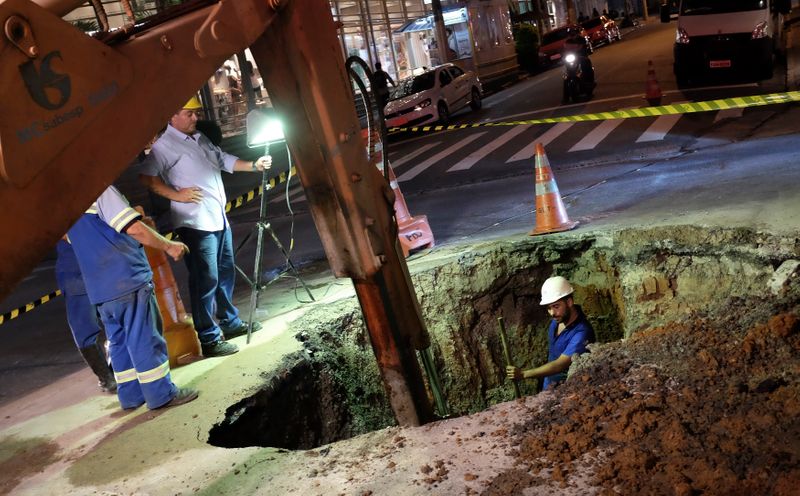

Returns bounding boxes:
[384,64,482,127]
[580,15,621,48]
[538,25,592,65]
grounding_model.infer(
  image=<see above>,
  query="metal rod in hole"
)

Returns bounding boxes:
[498,317,521,399]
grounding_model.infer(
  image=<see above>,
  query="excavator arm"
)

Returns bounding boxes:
[0,0,434,426]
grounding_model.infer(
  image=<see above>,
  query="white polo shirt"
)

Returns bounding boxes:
[140,124,239,232]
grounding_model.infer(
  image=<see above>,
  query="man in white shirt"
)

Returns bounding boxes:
[139,97,271,358]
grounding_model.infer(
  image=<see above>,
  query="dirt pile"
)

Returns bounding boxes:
[485,311,800,495]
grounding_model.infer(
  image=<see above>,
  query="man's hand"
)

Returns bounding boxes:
[253,155,272,172]
[174,187,203,203]
[506,366,523,381]
[165,241,190,262]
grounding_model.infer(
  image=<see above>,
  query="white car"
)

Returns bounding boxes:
[384,64,482,128]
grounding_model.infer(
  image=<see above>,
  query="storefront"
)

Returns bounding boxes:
[393,0,518,85]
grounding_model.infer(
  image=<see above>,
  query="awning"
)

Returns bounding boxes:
[394,6,468,34]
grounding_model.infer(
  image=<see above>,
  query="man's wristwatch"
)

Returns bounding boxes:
[251,160,258,171]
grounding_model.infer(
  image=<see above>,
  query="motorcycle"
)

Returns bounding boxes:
[562,50,596,104]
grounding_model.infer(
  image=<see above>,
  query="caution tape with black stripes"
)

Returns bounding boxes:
[0,290,62,326]
[387,91,800,134]
[0,166,298,327]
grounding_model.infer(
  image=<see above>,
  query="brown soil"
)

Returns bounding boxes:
[485,312,800,495]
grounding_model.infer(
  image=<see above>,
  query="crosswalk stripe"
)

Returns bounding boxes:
[391,142,440,168]
[506,122,574,163]
[397,133,486,182]
[714,108,744,122]
[636,114,682,142]
[635,103,688,143]
[569,117,627,152]
[447,126,531,171]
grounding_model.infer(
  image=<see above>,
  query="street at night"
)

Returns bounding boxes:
[2,5,800,495]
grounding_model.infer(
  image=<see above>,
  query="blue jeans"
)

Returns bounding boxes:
[177,226,242,344]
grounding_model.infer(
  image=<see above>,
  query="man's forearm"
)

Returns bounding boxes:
[522,355,572,379]
[139,174,179,201]
[232,158,255,172]
[126,220,171,251]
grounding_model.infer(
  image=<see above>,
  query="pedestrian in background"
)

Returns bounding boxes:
[371,62,395,111]
[506,276,595,391]
[68,186,197,410]
[55,238,116,393]
[139,97,271,358]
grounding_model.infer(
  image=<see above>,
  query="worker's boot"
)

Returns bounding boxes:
[79,340,117,393]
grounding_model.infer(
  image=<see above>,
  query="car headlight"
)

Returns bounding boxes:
[414,98,432,111]
[565,53,576,63]
[752,21,768,39]
[675,27,690,44]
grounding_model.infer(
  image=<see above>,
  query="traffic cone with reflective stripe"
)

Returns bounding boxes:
[362,128,435,256]
[387,162,435,256]
[135,207,201,367]
[645,60,662,106]
[529,144,579,236]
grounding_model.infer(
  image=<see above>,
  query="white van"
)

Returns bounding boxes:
[662,0,791,84]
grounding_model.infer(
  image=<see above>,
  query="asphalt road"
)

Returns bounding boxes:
[2,20,798,406]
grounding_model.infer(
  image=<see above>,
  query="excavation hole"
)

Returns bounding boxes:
[207,226,800,451]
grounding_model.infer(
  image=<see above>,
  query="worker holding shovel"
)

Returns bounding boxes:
[506,276,595,391]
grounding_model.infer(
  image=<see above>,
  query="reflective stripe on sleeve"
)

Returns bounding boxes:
[109,208,141,233]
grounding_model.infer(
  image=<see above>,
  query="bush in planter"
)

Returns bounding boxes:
[513,23,540,73]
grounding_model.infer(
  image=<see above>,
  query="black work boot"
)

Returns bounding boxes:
[201,340,239,357]
[79,340,117,393]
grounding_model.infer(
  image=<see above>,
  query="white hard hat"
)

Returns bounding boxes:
[540,276,574,305]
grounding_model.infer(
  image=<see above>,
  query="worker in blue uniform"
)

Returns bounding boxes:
[506,276,595,391]
[68,185,198,410]
[55,238,117,393]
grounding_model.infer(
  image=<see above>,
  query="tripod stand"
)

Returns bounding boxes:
[235,148,315,344]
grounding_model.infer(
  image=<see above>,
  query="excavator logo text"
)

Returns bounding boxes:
[19,50,71,110]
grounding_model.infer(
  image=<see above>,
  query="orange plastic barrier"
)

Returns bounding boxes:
[364,128,435,256]
[135,207,201,367]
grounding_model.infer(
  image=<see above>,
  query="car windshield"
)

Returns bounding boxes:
[582,18,602,28]
[681,0,766,15]
[542,28,570,45]
[389,70,437,100]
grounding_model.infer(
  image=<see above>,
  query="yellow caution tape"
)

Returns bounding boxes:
[0,167,298,327]
[387,91,800,134]
[0,290,62,326]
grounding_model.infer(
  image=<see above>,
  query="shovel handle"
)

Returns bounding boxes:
[498,317,522,399]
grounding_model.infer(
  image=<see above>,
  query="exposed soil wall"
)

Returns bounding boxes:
[209,226,800,450]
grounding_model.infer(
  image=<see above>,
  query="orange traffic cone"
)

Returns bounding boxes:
[387,162,435,257]
[362,128,435,256]
[135,207,202,367]
[529,144,579,236]
[645,60,662,106]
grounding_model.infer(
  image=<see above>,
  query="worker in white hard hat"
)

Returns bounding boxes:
[506,276,595,390]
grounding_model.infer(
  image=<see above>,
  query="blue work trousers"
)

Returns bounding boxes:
[97,283,177,409]
[64,292,102,349]
[176,226,242,344]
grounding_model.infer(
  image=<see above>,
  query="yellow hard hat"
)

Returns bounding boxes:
[183,96,203,110]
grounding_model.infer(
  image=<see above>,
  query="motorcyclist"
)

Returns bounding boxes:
[562,26,594,84]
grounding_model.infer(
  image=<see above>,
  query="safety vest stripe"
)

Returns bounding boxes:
[109,208,141,232]
[86,203,98,214]
[137,360,170,384]
[114,368,138,384]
